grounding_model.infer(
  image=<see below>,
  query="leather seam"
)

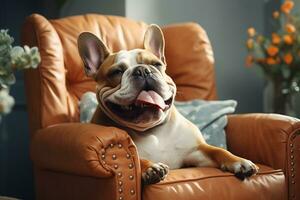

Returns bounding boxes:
[287,128,300,199]
[94,135,114,174]
[156,170,284,186]
[95,130,139,200]
[112,130,139,200]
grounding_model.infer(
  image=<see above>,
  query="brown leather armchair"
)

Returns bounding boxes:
[22,13,300,200]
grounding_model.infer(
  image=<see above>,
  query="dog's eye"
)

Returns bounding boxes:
[152,62,162,68]
[110,68,124,76]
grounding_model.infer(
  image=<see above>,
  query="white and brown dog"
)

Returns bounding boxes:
[77,24,259,185]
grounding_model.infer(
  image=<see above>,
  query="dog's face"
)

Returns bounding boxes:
[78,25,176,131]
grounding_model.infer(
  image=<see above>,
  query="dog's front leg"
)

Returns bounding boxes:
[197,144,259,180]
[140,159,169,185]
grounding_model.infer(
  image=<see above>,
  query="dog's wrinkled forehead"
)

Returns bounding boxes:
[115,49,161,67]
[115,50,138,66]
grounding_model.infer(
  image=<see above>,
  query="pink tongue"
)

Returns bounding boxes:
[136,90,166,110]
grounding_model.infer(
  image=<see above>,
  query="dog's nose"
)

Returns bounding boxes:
[132,66,152,78]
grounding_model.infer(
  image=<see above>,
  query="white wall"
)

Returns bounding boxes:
[126,0,265,113]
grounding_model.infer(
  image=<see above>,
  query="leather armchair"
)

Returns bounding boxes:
[22,13,299,200]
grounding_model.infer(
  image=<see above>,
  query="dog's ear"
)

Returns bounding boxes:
[144,24,166,64]
[78,32,110,77]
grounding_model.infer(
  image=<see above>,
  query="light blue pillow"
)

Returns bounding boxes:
[174,100,237,149]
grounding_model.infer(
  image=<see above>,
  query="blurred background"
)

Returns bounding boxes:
[0,0,289,199]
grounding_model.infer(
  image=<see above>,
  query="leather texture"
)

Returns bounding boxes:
[34,169,117,200]
[143,165,285,200]
[226,114,300,200]
[163,23,217,101]
[21,13,298,200]
[31,123,141,200]
[31,123,138,178]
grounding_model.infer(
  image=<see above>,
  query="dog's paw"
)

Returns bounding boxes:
[221,159,259,180]
[142,162,169,185]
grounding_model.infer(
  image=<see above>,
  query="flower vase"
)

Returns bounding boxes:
[263,77,300,118]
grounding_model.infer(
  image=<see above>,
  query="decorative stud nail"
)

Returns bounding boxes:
[129,163,133,169]
[291,150,294,153]
[119,197,123,200]
[129,175,134,180]
[101,154,105,159]
[291,168,294,172]
[110,143,114,148]
[130,189,135,195]
[292,180,295,184]
[112,154,117,160]
[291,155,294,159]
[291,162,294,166]
[118,144,123,148]
[118,188,123,193]
[290,144,293,147]
[103,161,106,164]
[118,172,122,177]
[126,154,130,159]
[119,181,123,186]
[114,164,119,169]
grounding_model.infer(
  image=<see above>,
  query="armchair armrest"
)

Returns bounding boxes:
[226,113,300,199]
[31,123,142,200]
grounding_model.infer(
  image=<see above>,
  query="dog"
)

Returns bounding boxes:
[77,24,259,185]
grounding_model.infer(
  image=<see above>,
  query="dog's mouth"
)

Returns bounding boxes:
[106,90,173,121]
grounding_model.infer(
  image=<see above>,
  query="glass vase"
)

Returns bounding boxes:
[263,77,300,118]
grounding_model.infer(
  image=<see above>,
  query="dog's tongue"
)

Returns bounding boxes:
[136,90,166,110]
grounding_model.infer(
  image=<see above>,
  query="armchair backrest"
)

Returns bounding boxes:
[22,14,217,135]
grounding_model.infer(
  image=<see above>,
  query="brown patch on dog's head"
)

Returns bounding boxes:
[77,33,122,88]
[93,53,119,87]
[136,51,165,70]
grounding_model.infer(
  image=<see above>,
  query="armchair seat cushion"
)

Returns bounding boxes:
[143,164,285,200]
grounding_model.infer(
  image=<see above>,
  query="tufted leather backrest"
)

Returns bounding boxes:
[22,14,217,135]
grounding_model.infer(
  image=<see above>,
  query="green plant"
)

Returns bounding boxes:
[0,29,40,115]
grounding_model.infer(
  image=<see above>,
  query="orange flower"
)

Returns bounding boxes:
[281,0,294,14]
[283,53,293,64]
[246,39,254,49]
[272,33,281,44]
[247,27,256,37]
[266,57,277,65]
[273,11,280,19]
[286,23,296,33]
[283,34,294,44]
[267,45,279,56]
[245,55,254,67]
